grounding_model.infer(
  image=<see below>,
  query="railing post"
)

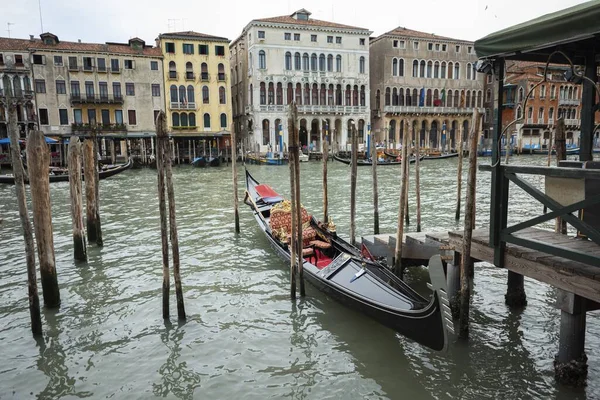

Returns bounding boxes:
[490,59,504,249]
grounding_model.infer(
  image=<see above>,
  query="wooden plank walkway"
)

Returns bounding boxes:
[445,227,600,304]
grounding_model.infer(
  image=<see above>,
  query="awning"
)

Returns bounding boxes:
[475,0,600,63]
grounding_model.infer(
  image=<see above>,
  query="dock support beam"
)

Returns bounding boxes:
[554,290,587,386]
[505,271,527,308]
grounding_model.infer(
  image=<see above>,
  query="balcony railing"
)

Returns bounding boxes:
[218,73,226,81]
[110,67,121,74]
[0,89,35,99]
[70,94,125,104]
[383,105,484,114]
[172,126,198,130]
[97,66,108,73]
[201,72,209,81]
[170,102,196,110]
[564,119,581,126]
[246,104,369,114]
[71,123,127,132]
[68,64,80,71]
[558,98,580,106]
[185,72,195,81]
[83,65,95,72]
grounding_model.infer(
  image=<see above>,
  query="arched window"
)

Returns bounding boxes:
[179,85,186,103]
[549,107,554,122]
[486,89,492,103]
[412,88,418,105]
[320,84,327,104]
[466,63,472,80]
[516,106,522,119]
[220,113,227,128]
[454,63,460,79]
[276,83,283,105]
[312,83,319,105]
[477,91,482,107]
[406,88,411,106]
[327,54,333,72]
[538,107,544,123]
[434,61,439,78]
[376,89,381,110]
[218,63,225,81]
[398,59,404,77]
[328,84,334,105]
[441,62,446,79]
[262,119,270,145]
[518,87,525,103]
[426,61,433,78]
[249,84,253,105]
[466,91,471,108]
[346,84,351,105]
[303,53,309,70]
[304,83,310,105]
[186,62,193,80]
[219,86,226,104]
[319,54,326,71]
[295,83,302,104]
[385,87,391,106]
[23,76,31,91]
[172,112,180,127]
[181,113,188,127]
[359,56,366,74]
[392,58,398,76]
[187,85,195,104]
[189,112,196,127]
[258,50,266,69]
[551,85,556,99]
[170,85,178,103]
[389,120,396,141]
[311,54,317,71]
[426,89,432,106]
[336,55,342,72]
[472,63,477,80]
[392,88,398,106]
[559,86,565,99]
[353,85,359,106]
[285,52,292,70]
[201,63,208,80]
[169,61,177,79]
[419,60,426,77]
[336,84,342,105]
[294,52,301,70]
[399,88,404,106]
[412,60,418,77]
[433,89,439,105]
[287,82,293,104]
[203,86,209,104]
[267,82,274,104]
[204,113,211,128]
[447,62,453,79]
[454,90,459,107]
[447,90,453,107]
[259,82,266,105]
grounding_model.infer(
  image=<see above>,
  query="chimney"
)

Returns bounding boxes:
[78,39,81,43]
[29,35,34,41]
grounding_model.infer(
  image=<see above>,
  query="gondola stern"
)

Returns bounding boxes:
[425,254,453,352]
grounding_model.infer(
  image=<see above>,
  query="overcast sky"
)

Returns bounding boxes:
[1,0,589,45]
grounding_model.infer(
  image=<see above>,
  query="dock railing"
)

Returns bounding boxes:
[480,164,600,268]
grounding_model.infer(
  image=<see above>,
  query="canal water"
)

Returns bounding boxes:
[0,154,598,399]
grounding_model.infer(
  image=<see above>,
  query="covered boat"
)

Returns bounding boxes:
[0,159,132,184]
[244,169,453,351]
[334,154,422,166]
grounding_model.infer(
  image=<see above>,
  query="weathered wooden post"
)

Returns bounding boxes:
[393,122,409,277]
[27,130,61,308]
[156,113,170,319]
[554,291,588,386]
[371,131,379,234]
[83,124,102,246]
[404,136,410,227]
[293,116,305,297]
[455,126,464,221]
[288,104,298,299]
[68,137,87,261]
[350,123,358,246]
[458,110,481,339]
[231,127,240,233]
[323,130,329,224]
[414,122,422,232]
[555,118,567,234]
[8,96,42,334]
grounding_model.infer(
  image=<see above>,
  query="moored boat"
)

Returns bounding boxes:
[244,169,452,351]
[333,154,422,166]
[0,159,132,184]
[191,156,207,167]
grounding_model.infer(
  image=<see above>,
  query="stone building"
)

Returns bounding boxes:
[369,27,484,150]
[156,31,232,163]
[231,9,372,154]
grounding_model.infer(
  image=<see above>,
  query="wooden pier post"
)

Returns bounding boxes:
[288,104,298,299]
[323,131,329,224]
[446,254,461,319]
[555,118,567,234]
[294,118,305,297]
[455,126,464,221]
[68,137,87,261]
[27,130,61,308]
[156,113,170,319]
[8,97,42,334]
[163,120,186,320]
[554,290,588,386]
[350,123,358,246]
[83,126,102,246]
[371,133,380,234]
[414,123,422,232]
[393,122,409,277]
[232,128,240,234]
[458,110,481,339]
[404,140,410,227]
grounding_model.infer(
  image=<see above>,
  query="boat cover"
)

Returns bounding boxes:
[255,184,284,203]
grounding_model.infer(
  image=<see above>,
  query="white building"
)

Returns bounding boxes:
[231,9,372,154]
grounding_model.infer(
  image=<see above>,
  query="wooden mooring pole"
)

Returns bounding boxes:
[323,131,329,224]
[458,110,481,339]
[294,117,305,297]
[83,125,102,246]
[27,130,61,308]
[8,96,42,335]
[455,126,464,221]
[288,104,298,299]
[555,118,567,234]
[393,122,409,277]
[350,124,358,246]
[404,137,410,227]
[232,127,240,234]
[371,132,379,234]
[156,113,170,319]
[68,137,87,261]
[414,123,422,232]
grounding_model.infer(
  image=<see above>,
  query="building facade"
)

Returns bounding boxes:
[232,9,372,154]
[370,28,484,150]
[157,31,232,162]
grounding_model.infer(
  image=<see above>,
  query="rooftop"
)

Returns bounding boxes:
[376,27,472,44]
[252,9,369,32]
[158,31,229,42]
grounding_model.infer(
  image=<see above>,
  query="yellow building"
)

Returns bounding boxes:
[157,31,232,163]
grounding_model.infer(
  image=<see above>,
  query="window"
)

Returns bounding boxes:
[126,83,135,96]
[294,33,300,41]
[435,43,440,51]
[152,84,161,97]
[113,82,122,99]
[220,113,227,128]
[99,82,108,99]
[393,40,398,48]
[33,54,45,65]
[327,54,333,72]
[56,80,66,94]
[359,56,365,74]
[311,54,317,71]
[258,50,266,69]
[88,107,97,124]
[183,43,194,54]
[258,30,265,39]
[303,53,309,70]
[165,42,175,53]
[218,63,225,81]
[85,81,94,97]
[360,38,365,46]
[428,43,433,50]
[53,55,63,66]
[442,44,447,51]
[199,44,208,55]
[336,55,342,72]
[71,81,80,97]
[336,37,342,44]
[150,61,158,70]
[15,55,24,65]
[68,56,78,69]
[59,109,68,125]
[294,52,301,70]
[202,86,209,103]
[39,109,49,125]
[319,54,325,71]
[111,59,119,71]
[35,79,46,93]
[311,35,317,42]
[454,63,460,80]
[74,109,83,124]
[455,45,461,53]
[128,110,137,125]
[284,32,291,40]
[97,58,106,71]
[215,46,225,56]
[114,110,123,124]
[83,56,94,71]
[327,36,333,43]
[203,113,211,128]
[467,46,473,54]
[219,86,226,104]
[285,52,292,70]
[201,63,208,80]
[413,41,419,50]
[124,60,134,69]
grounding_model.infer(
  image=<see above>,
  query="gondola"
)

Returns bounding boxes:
[191,156,207,167]
[333,154,421,166]
[244,169,452,351]
[0,158,132,184]
[423,152,459,160]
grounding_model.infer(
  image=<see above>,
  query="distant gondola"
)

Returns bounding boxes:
[244,169,452,351]
[191,156,207,167]
[384,151,459,160]
[333,154,421,166]
[0,159,132,184]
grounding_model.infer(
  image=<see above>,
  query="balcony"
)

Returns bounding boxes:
[70,94,125,105]
[0,89,35,99]
[558,98,580,106]
[383,105,484,115]
[68,64,80,71]
[170,101,196,110]
[201,73,210,81]
[185,72,195,81]
[218,73,226,81]
[71,123,127,132]
[168,72,178,80]
[564,119,581,127]
[246,104,369,114]
[171,126,198,131]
